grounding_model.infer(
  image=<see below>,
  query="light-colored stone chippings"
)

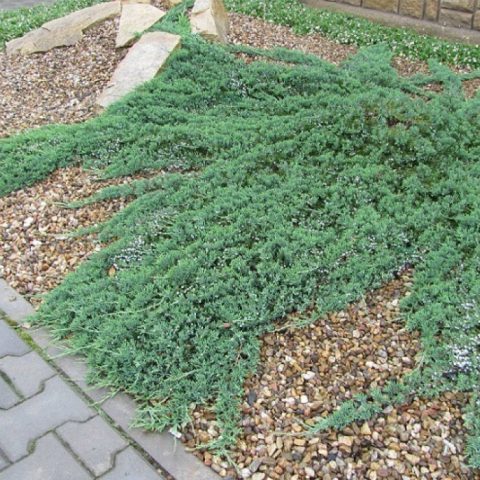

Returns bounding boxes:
[183,272,475,479]
[116,3,166,48]
[97,31,181,108]
[0,167,133,301]
[0,20,126,138]
[6,1,121,56]
[190,0,229,43]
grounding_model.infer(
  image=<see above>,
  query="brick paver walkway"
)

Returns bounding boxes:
[0,318,165,480]
[0,279,216,480]
[0,0,56,10]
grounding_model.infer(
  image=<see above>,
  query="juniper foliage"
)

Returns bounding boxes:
[1,37,480,463]
[226,0,480,68]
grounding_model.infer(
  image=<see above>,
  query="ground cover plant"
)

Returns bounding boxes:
[3,0,480,70]
[226,0,480,68]
[1,28,480,468]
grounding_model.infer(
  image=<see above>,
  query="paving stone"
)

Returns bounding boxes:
[27,326,65,357]
[102,393,218,480]
[0,449,10,471]
[0,320,30,358]
[53,354,110,403]
[102,447,162,479]
[0,280,35,325]
[0,0,55,10]
[0,376,93,462]
[0,376,19,409]
[57,416,128,477]
[0,351,55,398]
[116,3,165,48]
[0,432,91,480]
[97,31,181,108]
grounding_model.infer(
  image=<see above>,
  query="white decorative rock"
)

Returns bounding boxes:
[190,0,229,43]
[97,31,181,108]
[116,4,166,48]
[6,2,121,55]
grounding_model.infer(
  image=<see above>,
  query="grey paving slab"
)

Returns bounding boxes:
[54,353,111,404]
[0,281,216,480]
[28,325,67,358]
[0,280,35,324]
[0,350,55,398]
[0,0,56,11]
[57,416,128,477]
[0,450,9,471]
[100,447,161,480]
[102,393,218,480]
[0,376,19,409]
[0,376,94,462]
[0,432,91,480]
[0,320,30,358]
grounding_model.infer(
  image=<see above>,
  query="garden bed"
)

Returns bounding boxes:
[184,273,473,479]
[1,2,480,479]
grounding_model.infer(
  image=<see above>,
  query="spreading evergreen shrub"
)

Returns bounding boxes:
[226,0,480,68]
[1,36,480,465]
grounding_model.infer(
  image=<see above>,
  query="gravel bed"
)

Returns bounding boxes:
[0,10,478,480]
[228,13,355,65]
[183,272,475,479]
[0,167,133,303]
[229,13,479,97]
[0,19,125,138]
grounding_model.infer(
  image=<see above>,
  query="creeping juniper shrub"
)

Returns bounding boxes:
[1,37,480,464]
[226,0,480,68]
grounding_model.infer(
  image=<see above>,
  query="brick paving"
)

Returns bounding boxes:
[0,279,218,480]
[0,318,165,480]
[0,0,56,11]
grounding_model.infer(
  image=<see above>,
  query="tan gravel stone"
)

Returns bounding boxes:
[361,422,372,436]
[0,20,125,138]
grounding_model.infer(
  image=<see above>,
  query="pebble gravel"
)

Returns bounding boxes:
[0,10,478,480]
[0,167,132,303]
[183,273,477,479]
[0,19,125,138]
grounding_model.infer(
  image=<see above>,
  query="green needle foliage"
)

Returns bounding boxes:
[226,0,480,68]
[1,36,480,465]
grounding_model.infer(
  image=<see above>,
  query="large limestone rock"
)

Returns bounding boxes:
[190,0,229,43]
[6,1,121,56]
[6,28,83,56]
[116,4,166,48]
[97,31,181,108]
